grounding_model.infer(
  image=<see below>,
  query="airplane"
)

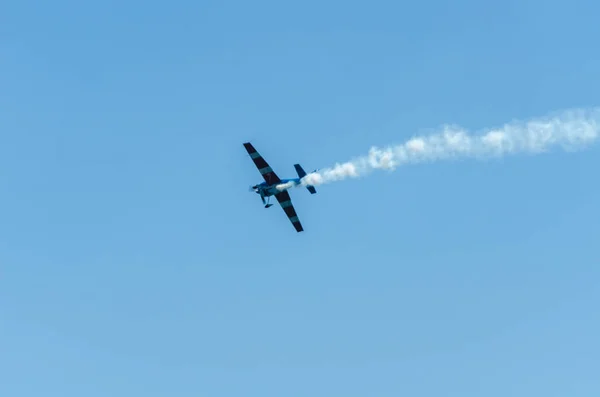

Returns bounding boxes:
[243,142,317,232]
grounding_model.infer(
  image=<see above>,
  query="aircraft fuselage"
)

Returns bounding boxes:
[252,178,300,197]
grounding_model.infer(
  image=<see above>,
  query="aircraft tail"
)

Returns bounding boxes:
[294,164,317,194]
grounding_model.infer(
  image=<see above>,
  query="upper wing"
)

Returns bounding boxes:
[243,142,281,185]
[274,190,304,232]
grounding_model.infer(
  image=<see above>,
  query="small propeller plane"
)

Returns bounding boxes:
[243,142,317,232]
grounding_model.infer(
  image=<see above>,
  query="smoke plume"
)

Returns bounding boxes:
[300,107,600,186]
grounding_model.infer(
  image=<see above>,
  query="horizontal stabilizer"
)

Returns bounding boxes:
[293,164,306,178]
[294,163,317,194]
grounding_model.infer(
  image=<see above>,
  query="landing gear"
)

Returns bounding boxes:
[264,196,273,208]
[260,191,273,208]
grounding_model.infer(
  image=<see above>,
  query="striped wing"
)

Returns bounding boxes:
[275,190,304,232]
[243,142,281,185]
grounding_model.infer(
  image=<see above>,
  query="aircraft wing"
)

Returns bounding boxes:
[274,190,304,232]
[243,142,281,185]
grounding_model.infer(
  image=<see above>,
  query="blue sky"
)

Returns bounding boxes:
[2,0,599,396]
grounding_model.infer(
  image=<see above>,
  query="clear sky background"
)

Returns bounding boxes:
[2,1,599,396]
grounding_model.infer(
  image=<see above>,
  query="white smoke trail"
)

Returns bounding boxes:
[300,107,600,186]
[275,181,297,191]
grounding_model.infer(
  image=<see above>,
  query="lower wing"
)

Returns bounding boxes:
[274,190,303,232]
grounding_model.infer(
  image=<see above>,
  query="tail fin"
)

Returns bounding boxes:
[294,164,317,194]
